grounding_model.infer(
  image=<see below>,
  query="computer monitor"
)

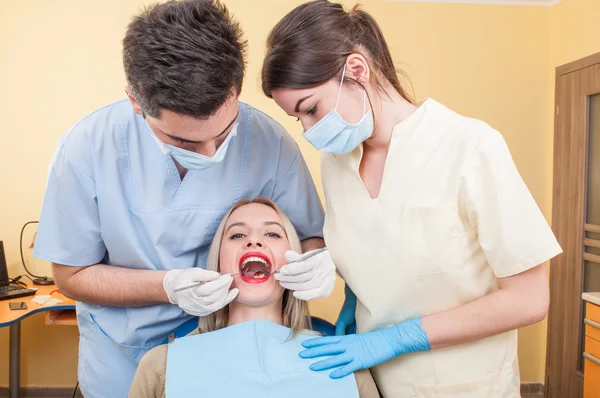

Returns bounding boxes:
[0,241,10,286]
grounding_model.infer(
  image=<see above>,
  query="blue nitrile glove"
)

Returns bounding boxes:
[335,285,357,336]
[299,317,430,379]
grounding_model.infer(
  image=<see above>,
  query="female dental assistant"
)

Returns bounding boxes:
[263,2,562,397]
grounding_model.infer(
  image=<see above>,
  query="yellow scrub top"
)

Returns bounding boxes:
[322,99,561,398]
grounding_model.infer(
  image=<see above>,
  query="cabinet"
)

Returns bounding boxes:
[584,301,600,398]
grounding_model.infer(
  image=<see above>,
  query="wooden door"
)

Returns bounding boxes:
[547,53,600,398]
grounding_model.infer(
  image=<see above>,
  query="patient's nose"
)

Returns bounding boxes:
[246,239,263,248]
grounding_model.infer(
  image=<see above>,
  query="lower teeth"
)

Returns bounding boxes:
[253,271,266,279]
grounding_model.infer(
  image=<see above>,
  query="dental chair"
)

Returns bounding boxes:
[163,316,336,344]
[310,316,336,336]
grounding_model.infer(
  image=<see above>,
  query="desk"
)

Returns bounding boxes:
[0,282,76,398]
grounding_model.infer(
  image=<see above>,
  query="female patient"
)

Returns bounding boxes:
[129,198,378,398]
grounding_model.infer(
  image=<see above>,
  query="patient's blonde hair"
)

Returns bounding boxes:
[199,197,311,334]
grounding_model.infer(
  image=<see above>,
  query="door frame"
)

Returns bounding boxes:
[546,52,600,398]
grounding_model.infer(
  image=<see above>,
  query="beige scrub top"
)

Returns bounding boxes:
[322,99,562,398]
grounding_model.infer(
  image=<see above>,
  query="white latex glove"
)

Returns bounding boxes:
[163,268,239,317]
[274,249,336,301]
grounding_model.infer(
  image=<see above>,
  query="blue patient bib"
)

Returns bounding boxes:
[165,320,359,398]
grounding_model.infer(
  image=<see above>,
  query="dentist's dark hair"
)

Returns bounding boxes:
[261,0,412,101]
[123,0,247,119]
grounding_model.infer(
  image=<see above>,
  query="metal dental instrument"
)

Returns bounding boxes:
[283,247,328,264]
[173,273,241,294]
[173,247,328,294]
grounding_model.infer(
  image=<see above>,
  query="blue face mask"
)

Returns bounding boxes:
[302,65,373,154]
[147,121,238,170]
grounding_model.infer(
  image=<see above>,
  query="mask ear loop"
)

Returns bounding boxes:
[336,63,369,117]
[334,64,347,111]
[361,70,370,116]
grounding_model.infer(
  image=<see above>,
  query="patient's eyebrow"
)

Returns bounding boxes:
[225,221,285,233]
[225,222,247,233]
[264,221,284,230]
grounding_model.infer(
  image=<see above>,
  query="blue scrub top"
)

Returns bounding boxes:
[34,99,324,349]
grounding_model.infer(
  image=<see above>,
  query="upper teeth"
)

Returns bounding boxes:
[242,257,269,266]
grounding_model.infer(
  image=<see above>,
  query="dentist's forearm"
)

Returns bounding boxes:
[301,237,325,253]
[421,263,549,350]
[52,262,170,307]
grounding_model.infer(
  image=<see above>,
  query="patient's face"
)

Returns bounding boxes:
[220,203,290,307]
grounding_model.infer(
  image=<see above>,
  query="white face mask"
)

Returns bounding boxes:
[146,121,238,170]
[302,65,373,154]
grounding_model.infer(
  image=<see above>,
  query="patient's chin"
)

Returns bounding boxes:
[235,284,284,308]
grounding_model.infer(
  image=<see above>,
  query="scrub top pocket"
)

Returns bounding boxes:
[78,312,153,398]
[413,371,502,398]
[398,205,464,275]
[87,312,152,361]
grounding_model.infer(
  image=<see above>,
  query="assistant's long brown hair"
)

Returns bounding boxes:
[262,0,412,102]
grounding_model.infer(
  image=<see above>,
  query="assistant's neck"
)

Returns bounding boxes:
[365,84,418,151]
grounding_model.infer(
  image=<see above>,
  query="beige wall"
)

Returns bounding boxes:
[0,0,598,388]
[549,0,600,69]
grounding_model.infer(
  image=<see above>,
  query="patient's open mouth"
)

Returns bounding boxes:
[238,252,272,283]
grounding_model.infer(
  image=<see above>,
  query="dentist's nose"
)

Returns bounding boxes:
[194,140,218,157]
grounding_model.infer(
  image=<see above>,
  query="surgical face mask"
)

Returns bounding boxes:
[302,65,373,154]
[147,121,238,170]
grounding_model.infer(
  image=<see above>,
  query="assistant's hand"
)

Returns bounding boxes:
[299,318,430,378]
[274,249,336,301]
[163,268,238,317]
